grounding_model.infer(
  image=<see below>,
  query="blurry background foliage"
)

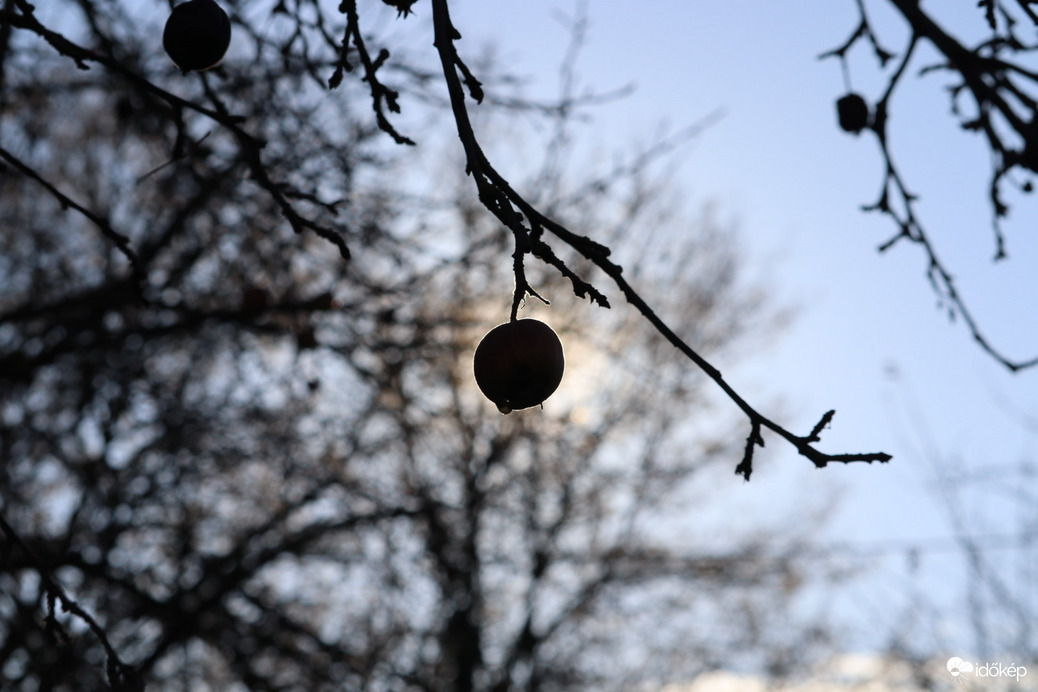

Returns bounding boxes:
[0,1,845,690]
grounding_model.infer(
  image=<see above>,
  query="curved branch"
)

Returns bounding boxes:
[0,513,143,691]
[431,0,891,479]
[1,2,351,261]
[0,145,141,274]
[333,0,415,145]
[822,0,1038,372]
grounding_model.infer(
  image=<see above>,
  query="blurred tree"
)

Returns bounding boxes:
[823,0,1038,372]
[873,372,1036,683]
[1,2,862,690]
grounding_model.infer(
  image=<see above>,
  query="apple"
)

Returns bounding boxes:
[163,0,231,74]
[473,319,565,414]
[836,93,869,134]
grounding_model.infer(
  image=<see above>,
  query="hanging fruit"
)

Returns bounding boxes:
[836,93,870,134]
[473,319,565,414]
[163,0,231,74]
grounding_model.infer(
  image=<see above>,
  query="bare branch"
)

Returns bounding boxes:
[823,0,1038,371]
[334,0,415,145]
[2,2,351,261]
[0,145,141,274]
[432,0,892,475]
[0,513,143,691]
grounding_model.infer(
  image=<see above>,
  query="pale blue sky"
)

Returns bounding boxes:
[447,0,1038,654]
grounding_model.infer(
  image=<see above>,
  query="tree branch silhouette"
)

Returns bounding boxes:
[430,0,891,479]
[0,144,141,274]
[332,0,415,145]
[823,0,1038,372]
[1,0,351,262]
[0,4,862,685]
[0,513,143,692]
[0,0,894,478]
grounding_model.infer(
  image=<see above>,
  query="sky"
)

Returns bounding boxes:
[444,0,1038,659]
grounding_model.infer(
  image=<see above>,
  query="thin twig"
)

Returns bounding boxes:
[0,513,143,691]
[822,0,1038,372]
[2,3,351,261]
[0,145,141,272]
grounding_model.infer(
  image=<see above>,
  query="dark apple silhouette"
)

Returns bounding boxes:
[473,319,565,414]
[163,0,231,74]
[836,93,869,134]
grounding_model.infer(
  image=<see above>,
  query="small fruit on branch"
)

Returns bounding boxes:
[473,319,565,414]
[836,93,870,134]
[163,0,232,73]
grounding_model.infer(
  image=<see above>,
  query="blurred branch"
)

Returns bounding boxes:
[0,145,141,275]
[431,0,891,479]
[0,513,142,691]
[884,371,1036,657]
[0,0,351,261]
[822,0,1038,372]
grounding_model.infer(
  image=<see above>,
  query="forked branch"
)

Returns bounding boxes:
[0,513,143,691]
[430,0,891,479]
[821,0,1038,372]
